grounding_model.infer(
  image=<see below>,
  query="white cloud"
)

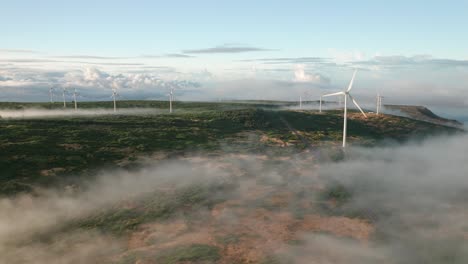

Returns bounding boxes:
[0,67,200,101]
[293,64,329,83]
[328,48,367,64]
[63,68,167,91]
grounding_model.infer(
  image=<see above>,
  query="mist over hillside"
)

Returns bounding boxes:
[1,134,467,263]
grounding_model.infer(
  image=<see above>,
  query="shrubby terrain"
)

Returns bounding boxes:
[0,100,465,263]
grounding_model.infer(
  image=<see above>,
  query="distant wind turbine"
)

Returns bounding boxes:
[299,95,302,109]
[62,87,67,108]
[112,87,118,112]
[319,95,323,113]
[376,94,383,115]
[169,86,174,113]
[323,70,367,147]
[73,88,78,111]
[49,86,55,104]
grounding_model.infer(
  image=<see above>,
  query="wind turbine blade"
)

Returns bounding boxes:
[348,94,368,118]
[322,91,345,97]
[346,70,357,92]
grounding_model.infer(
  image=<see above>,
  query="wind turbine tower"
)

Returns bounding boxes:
[376,94,383,115]
[73,88,78,111]
[62,87,67,108]
[49,86,55,104]
[169,86,174,113]
[319,96,323,113]
[322,70,367,148]
[112,87,118,112]
[299,95,302,109]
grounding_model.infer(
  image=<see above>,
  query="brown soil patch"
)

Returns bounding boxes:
[39,167,66,177]
[260,134,290,147]
[299,214,374,241]
[59,143,83,150]
[121,163,374,263]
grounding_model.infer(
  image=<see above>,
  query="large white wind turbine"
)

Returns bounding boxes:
[322,70,367,147]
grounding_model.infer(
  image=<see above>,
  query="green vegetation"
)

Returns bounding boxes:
[67,182,232,236]
[216,234,241,245]
[0,100,460,195]
[260,255,294,264]
[320,183,353,206]
[318,183,381,222]
[155,244,221,264]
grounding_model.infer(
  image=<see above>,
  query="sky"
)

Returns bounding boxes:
[0,0,467,113]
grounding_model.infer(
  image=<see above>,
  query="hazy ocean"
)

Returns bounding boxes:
[432,107,468,129]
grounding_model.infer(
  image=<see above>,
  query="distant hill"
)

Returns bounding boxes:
[385,105,463,128]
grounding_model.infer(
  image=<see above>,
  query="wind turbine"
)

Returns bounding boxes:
[49,86,55,104]
[299,95,302,109]
[62,87,67,108]
[112,87,118,112]
[168,86,174,113]
[376,94,383,115]
[73,88,78,111]
[322,70,367,148]
[319,95,323,113]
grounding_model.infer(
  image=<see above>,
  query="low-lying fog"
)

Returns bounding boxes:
[0,108,170,119]
[1,134,467,263]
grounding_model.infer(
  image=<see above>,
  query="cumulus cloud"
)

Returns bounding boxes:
[0,67,200,101]
[328,48,367,64]
[293,64,330,83]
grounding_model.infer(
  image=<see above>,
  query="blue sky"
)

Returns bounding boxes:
[0,0,467,110]
[2,0,468,57]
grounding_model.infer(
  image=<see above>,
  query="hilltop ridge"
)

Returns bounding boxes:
[385,105,463,128]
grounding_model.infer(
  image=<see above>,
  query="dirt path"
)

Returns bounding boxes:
[280,117,310,146]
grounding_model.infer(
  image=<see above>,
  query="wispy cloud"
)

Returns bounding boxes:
[240,57,332,65]
[140,53,195,58]
[0,58,143,66]
[50,55,130,60]
[353,55,468,69]
[0,49,41,54]
[164,53,195,58]
[0,59,57,63]
[183,44,273,54]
